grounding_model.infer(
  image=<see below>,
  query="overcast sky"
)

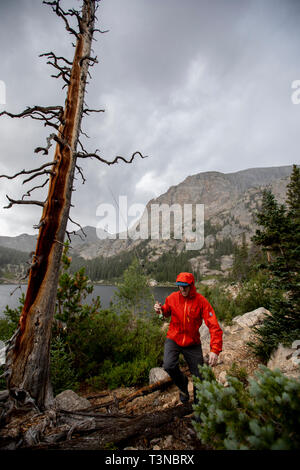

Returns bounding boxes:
[0,0,299,237]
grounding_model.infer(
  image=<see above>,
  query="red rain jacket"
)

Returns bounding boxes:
[161,272,223,354]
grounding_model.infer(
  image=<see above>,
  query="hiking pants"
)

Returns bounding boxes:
[163,338,203,401]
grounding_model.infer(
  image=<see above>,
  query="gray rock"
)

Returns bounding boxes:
[0,342,6,366]
[54,389,91,411]
[149,367,170,384]
[267,343,300,380]
[232,307,271,328]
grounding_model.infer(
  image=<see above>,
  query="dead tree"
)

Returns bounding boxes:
[0,0,146,413]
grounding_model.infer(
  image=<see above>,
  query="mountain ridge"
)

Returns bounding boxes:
[0,165,293,280]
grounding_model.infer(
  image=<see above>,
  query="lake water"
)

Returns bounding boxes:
[0,284,177,318]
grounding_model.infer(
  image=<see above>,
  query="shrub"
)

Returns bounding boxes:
[193,364,300,450]
[52,249,165,391]
[1,247,166,393]
[197,284,239,324]
[0,293,25,342]
[50,337,79,395]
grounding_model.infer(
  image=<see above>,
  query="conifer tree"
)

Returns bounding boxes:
[250,166,300,360]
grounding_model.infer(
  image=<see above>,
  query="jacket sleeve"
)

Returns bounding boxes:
[201,298,223,355]
[161,296,172,318]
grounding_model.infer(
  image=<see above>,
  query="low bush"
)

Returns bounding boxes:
[193,364,300,450]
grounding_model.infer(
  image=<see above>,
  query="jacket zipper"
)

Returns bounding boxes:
[183,299,187,346]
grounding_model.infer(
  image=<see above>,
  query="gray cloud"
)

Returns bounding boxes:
[0,0,299,236]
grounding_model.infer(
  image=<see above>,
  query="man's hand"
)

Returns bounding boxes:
[208,351,218,366]
[154,301,163,315]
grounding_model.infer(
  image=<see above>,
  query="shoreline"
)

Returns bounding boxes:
[0,279,176,288]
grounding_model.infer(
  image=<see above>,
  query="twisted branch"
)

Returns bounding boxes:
[0,105,63,121]
[22,179,49,199]
[39,51,73,66]
[43,1,81,38]
[82,108,104,115]
[68,216,87,238]
[4,196,45,209]
[0,106,64,130]
[76,150,148,166]
[0,161,57,181]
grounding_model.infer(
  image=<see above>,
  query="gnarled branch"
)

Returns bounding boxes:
[0,161,57,181]
[0,105,64,122]
[4,196,45,209]
[43,1,80,38]
[76,150,148,166]
[22,179,49,200]
[39,51,73,66]
[82,107,104,115]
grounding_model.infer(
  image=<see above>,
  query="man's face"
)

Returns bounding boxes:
[179,285,191,297]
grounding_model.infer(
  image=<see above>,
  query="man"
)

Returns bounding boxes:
[154,272,223,404]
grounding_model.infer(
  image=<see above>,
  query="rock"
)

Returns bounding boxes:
[148,279,158,287]
[267,343,300,380]
[149,367,170,384]
[0,342,6,367]
[217,370,229,387]
[199,322,211,355]
[220,255,234,271]
[54,389,91,411]
[163,435,173,448]
[232,307,271,328]
[200,279,218,287]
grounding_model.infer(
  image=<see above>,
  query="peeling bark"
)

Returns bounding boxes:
[5,1,97,411]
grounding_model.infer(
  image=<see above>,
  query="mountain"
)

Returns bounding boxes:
[69,165,291,261]
[0,165,293,281]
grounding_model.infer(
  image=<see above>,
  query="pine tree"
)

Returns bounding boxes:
[286,164,300,215]
[231,232,249,281]
[250,166,300,361]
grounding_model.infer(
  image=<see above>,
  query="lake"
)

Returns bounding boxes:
[0,283,178,318]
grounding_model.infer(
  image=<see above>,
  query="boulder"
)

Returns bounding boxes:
[267,343,300,380]
[217,370,228,387]
[231,307,271,329]
[149,367,170,384]
[54,389,91,411]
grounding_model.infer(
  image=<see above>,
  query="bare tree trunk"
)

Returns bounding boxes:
[5,1,96,410]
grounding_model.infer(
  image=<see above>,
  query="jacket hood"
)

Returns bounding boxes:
[176,272,197,297]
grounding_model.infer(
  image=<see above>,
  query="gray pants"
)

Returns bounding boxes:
[163,338,203,400]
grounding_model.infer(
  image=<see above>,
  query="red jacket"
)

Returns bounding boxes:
[161,272,223,354]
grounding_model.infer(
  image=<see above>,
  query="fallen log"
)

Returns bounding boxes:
[120,377,173,407]
[89,377,173,412]
[0,400,194,450]
[36,402,194,450]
